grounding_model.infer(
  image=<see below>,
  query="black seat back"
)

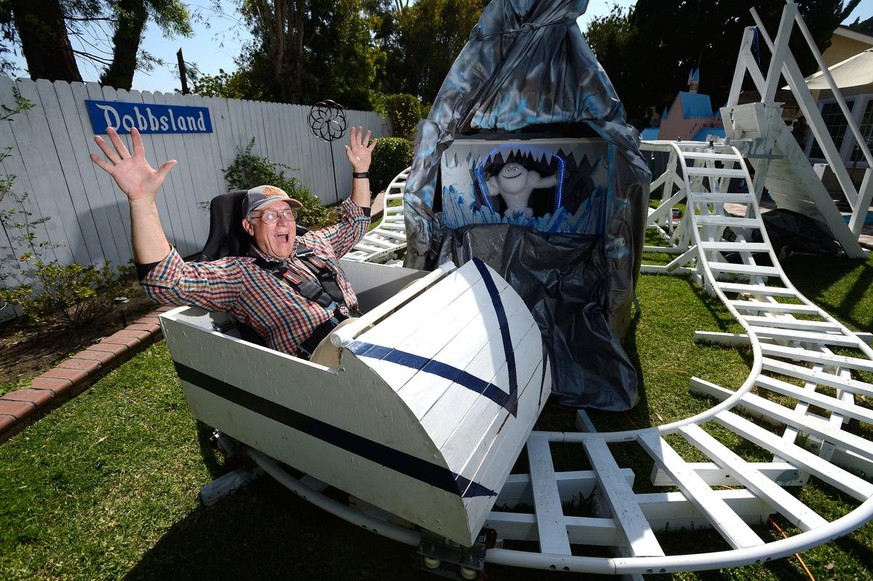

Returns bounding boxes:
[194,190,309,261]
[195,190,250,261]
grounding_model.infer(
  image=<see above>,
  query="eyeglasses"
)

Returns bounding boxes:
[249,208,296,224]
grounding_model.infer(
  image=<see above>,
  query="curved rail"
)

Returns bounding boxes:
[344,166,410,263]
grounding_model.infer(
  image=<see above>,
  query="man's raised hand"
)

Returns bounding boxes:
[90,127,177,204]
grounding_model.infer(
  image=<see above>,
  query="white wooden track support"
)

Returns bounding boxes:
[344,166,410,263]
[248,139,873,576]
[479,139,873,575]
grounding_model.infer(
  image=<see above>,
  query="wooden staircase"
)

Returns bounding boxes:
[721,101,865,259]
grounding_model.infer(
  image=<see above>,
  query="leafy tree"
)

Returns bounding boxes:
[585,0,861,129]
[1,0,82,82]
[191,68,253,100]
[237,0,379,108]
[379,0,487,104]
[374,92,425,139]
[845,15,873,34]
[0,0,192,90]
[101,0,192,90]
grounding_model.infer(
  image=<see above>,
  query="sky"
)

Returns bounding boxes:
[7,0,873,95]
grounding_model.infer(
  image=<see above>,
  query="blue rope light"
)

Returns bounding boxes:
[474,164,496,213]
[473,145,566,214]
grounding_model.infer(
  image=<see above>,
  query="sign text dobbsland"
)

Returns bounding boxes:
[85,100,213,135]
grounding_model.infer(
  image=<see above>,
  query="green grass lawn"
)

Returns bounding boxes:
[1,252,872,580]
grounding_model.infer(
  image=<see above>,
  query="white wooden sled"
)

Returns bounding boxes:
[159,258,550,547]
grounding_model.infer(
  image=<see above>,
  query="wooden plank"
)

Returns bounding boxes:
[694,216,760,228]
[761,358,873,399]
[361,271,496,390]
[699,241,770,252]
[354,261,486,347]
[760,343,873,373]
[143,89,198,257]
[12,80,76,265]
[76,82,134,266]
[458,353,547,531]
[708,263,781,277]
[417,299,540,446]
[166,90,217,250]
[742,316,841,332]
[678,424,828,531]
[35,79,102,265]
[584,438,665,557]
[716,410,873,501]
[730,380,873,462]
[756,375,873,425]
[497,469,635,507]
[450,343,546,482]
[651,462,802,487]
[183,92,226,246]
[55,80,121,265]
[636,430,765,549]
[527,434,572,555]
[206,95,236,186]
[681,151,744,161]
[685,167,746,178]
[486,512,622,547]
[749,327,861,348]
[159,89,203,256]
[716,282,795,297]
[728,300,820,314]
[637,489,772,531]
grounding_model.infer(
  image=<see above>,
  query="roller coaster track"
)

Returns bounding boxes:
[246,140,872,577]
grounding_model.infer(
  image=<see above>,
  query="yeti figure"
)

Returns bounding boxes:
[486,162,557,218]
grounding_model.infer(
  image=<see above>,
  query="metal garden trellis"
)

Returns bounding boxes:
[307,100,349,204]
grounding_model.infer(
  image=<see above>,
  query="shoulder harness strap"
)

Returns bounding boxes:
[251,247,344,309]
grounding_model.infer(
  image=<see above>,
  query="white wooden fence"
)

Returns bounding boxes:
[0,77,388,319]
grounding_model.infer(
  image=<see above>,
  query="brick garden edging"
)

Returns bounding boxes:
[0,305,175,444]
[0,193,391,445]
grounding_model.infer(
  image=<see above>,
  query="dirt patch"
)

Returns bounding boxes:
[0,289,160,389]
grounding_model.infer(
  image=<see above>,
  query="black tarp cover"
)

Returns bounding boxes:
[402,0,650,410]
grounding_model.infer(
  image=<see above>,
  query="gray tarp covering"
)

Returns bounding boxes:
[403,0,650,410]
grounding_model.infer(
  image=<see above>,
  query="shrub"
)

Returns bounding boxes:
[223,138,335,228]
[0,258,137,328]
[375,93,424,140]
[0,193,136,328]
[370,137,413,193]
[1,94,135,329]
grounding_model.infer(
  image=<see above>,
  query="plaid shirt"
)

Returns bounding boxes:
[142,199,369,357]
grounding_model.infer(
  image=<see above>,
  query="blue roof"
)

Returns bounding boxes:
[678,91,714,119]
[640,127,660,140]
[691,126,726,141]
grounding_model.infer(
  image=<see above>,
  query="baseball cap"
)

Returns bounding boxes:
[241,185,303,217]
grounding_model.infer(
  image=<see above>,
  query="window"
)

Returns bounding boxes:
[859,100,873,161]
[809,100,853,159]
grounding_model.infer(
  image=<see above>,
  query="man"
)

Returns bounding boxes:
[91,125,376,358]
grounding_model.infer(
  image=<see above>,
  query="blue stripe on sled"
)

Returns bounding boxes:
[348,258,519,415]
[175,363,496,499]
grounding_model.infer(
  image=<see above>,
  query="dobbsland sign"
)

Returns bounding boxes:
[85,99,213,135]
